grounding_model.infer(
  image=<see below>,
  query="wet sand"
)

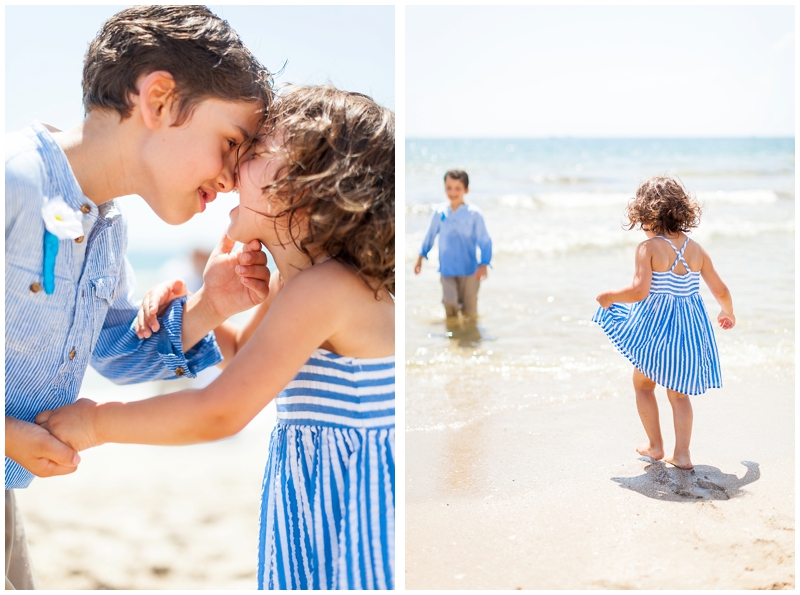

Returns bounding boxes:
[406,374,794,589]
[13,372,276,590]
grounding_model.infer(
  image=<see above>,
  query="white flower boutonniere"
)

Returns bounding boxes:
[40,196,86,294]
[41,196,84,240]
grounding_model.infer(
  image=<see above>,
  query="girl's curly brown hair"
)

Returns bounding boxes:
[625,177,702,236]
[260,85,395,297]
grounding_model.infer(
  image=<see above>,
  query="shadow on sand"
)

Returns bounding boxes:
[611,460,760,502]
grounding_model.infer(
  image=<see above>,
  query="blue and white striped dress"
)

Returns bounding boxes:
[257,349,395,590]
[592,236,722,396]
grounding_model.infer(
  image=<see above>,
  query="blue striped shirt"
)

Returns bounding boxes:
[419,202,492,277]
[5,122,223,489]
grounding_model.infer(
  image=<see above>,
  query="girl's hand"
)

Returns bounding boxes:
[203,236,271,319]
[596,292,614,309]
[718,311,735,330]
[35,399,101,452]
[135,279,188,338]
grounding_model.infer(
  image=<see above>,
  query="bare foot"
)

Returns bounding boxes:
[665,454,693,470]
[636,442,664,461]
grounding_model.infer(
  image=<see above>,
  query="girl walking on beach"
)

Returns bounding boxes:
[37,85,395,590]
[593,177,734,471]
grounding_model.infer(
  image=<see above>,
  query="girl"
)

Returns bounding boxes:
[593,177,734,471]
[36,85,396,590]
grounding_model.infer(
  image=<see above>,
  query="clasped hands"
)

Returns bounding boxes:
[6,416,81,478]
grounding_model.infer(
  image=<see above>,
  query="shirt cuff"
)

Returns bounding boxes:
[156,296,223,379]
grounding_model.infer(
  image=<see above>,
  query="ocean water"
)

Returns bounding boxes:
[406,138,795,431]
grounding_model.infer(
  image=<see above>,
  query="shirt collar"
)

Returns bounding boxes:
[31,122,121,225]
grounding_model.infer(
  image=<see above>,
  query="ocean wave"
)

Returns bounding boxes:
[405,338,794,432]
[501,192,630,209]
[674,168,795,178]
[404,220,790,259]
[406,337,794,374]
[696,190,780,204]
[406,190,784,215]
[501,189,783,209]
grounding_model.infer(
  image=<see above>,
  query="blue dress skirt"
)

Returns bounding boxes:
[257,349,395,590]
[592,237,722,396]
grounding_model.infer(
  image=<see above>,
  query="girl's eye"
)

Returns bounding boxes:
[228,139,238,149]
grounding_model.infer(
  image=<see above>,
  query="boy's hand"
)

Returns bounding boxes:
[6,417,81,477]
[414,256,423,275]
[596,292,614,309]
[135,279,188,338]
[35,399,101,452]
[475,264,488,281]
[718,311,735,330]
[203,236,271,319]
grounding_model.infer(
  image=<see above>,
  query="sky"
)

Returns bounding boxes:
[6,5,395,131]
[407,5,794,138]
[5,5,394,257]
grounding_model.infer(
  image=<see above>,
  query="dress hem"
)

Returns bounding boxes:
[593,308,722,397]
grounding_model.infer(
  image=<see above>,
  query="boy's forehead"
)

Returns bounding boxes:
[445,176,466,188]
[204,97,263,135]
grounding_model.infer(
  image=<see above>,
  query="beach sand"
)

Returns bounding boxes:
[406,373,794,589]
[13,371,276,590]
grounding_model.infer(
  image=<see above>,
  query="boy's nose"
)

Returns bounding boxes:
[216,162,235,192]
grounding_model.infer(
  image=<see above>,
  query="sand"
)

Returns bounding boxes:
[13,372,276,590]
[10,350,793,590]
[406,373,794,589]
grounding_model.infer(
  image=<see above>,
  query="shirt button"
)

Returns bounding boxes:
[29,282,41,293]
[69,349,77,360]
[75,236,85,244]
[80,204,91,214]
[175,367,185,377]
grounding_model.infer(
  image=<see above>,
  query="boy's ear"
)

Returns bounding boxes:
[136,71,178,130]
[464,187,470,194]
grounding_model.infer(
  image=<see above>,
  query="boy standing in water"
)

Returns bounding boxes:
[414,169,493,321]
[5,6,272,588]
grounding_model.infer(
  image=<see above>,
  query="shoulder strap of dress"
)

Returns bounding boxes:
[655,236,692,273]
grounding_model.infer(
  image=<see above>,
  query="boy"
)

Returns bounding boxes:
[5,6,273,588]
[414,169,493,320]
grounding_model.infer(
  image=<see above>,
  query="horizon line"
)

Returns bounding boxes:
[406,135,795,140]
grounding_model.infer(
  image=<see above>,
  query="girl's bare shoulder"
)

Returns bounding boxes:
[289,259,392,308]
[687,238,712,268]
[639,237,657,248]
[688,237,706,253]
[637,238,660,256]
[294,259,394,356]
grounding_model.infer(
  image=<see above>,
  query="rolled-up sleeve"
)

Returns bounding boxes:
[90,258,222,384]
[419,210,441,258]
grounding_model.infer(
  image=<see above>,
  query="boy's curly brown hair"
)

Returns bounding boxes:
[625,177,702,235]
[263,85,395,297]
